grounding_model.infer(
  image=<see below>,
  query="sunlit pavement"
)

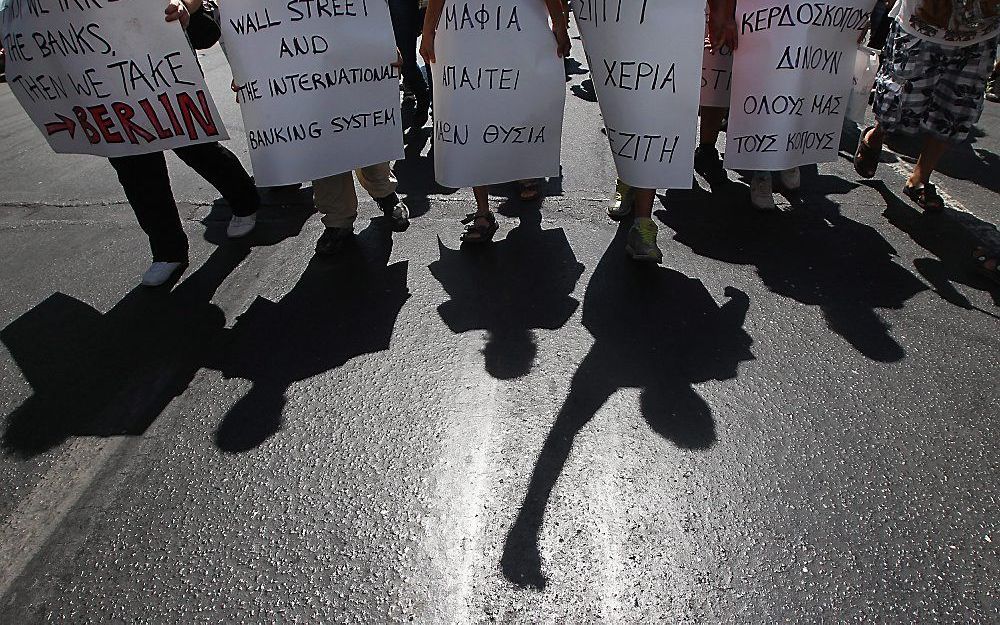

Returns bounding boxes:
[0,44,998,622]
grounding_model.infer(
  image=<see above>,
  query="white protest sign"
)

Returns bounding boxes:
[219,0,403,186]
[573,0,704,190]
[0,0,228,157]
[701,31,733,108]
[431,0,566,188]
[724,0,871,170]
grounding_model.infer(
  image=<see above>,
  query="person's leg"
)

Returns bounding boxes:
[909,137,949,186]
[461,186,498,243]
[357,162,409,231]
[109,152,188,262]
[314,172,359,230]
[695,107,729,187]
[625,188,662,262]
[699,107,727,148]
[173,142,259,218]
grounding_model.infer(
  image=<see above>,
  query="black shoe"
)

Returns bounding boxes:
[694,145,729,189]
[375,193,410,232]
[315,227,354,255]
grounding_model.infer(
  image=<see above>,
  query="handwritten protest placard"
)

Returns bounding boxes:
[431,0,566,188]
[702,29,733,108]
[573,0,704,189]
[219,0,403,186]
[724,0,871,170]
[0,0,227,157]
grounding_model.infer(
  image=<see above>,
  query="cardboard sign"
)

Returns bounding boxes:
[430,0,566,188]
[573,0,704,189]
[0,0,228,157]
[219,0,403,186]
[724,0,872,170]
[701,32,733,108]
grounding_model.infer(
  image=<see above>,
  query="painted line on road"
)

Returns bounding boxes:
[0,437,126,599]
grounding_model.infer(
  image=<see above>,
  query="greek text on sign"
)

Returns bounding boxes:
[431,1,566,188]
[0,0,228,157]
[724,0,871,170]
[573,0,704,189]
[219,0,403,186]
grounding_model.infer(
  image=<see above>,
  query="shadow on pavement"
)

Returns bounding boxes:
[1,206,313,457]
[429,202,584,379]
[865,180,1000,310]
[501,223,753,589]
[213,219,410,453]
[660,167,928,362]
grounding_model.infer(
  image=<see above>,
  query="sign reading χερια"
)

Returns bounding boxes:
[0,0,229,157]
[431,0,566,188]
[219,0,403,186]
[573,0,705,190]
[724,0,871,171]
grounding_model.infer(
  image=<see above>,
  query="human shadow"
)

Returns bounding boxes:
[884,133,1000,195]
[864,180,1000,309]
[660,169,928,362]
[500,223,754,589]
[213,219,410,452]
[0,206,312,457]
[428,202,584,379]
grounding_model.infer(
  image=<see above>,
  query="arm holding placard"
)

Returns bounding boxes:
[707,0,738,51]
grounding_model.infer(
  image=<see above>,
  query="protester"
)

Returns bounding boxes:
[855,0,1000,211]
[420,0,570,244]
[607,0,741,262]
[388,0,431,130]
[106,0,259,287]
[312,165,410,255]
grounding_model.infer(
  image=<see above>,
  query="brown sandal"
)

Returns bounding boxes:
[854,125,882,179]
[460,211,498,243]
[903,183,945,213]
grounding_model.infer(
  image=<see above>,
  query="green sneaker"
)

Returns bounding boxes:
[625,217,663,263]
[607,178,634,221]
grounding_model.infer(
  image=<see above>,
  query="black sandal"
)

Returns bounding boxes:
[854,125,881,179]
[973,247,1000,285]
[518,180,541,202]
[903,183,945,213]
[460,211,498,243]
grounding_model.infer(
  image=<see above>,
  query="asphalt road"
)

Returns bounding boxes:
[0,42,998,622]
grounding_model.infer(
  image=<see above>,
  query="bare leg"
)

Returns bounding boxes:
[699,106,727,147]
[472,186,490,214]
[632,187,656,220]
[909,135,949,186]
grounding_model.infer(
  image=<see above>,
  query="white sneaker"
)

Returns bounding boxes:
[778,167,801,191]
[750,172,777,211]
[227,213,257,239]
[141,261,183,287]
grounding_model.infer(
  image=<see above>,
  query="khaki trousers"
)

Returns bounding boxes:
[313,162,397,229]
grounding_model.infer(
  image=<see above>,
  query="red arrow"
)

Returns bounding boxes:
[44,113,76,138]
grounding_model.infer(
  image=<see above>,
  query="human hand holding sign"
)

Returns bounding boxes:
[165,0,203,30]
[708,0,738,52]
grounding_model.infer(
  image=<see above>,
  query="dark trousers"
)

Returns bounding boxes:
[109,142,259,262]
[388,0,428,101]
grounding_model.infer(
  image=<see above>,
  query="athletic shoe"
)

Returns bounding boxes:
[315,227,354,255]
[141,261,183,287]
[778,167,801,191]
[375,193,410,232]
[227,213,257,239]
[693,144,728,188]
[625,217,663,263]
[607,179,634,221]
[750,172,777,211]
